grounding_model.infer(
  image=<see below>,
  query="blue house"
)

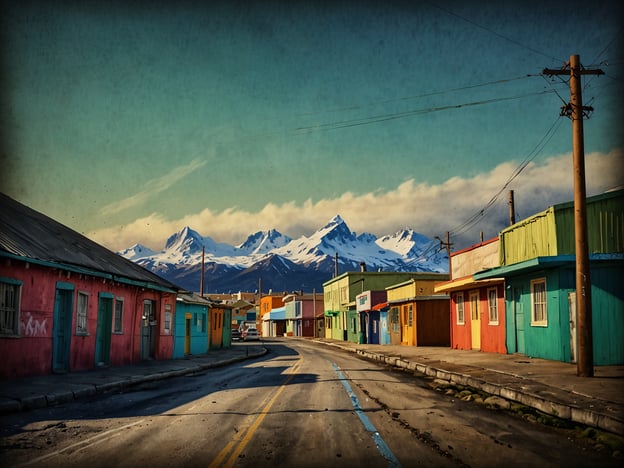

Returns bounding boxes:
[173,292,210,358]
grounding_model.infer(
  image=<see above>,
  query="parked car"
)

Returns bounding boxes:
[231,328,241,341]
[243,328,259,341]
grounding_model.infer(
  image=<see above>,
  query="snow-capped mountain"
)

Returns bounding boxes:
[120,215,448,292]
[119,243,157,261]
[162,226,240,261]
[237,229,292,255]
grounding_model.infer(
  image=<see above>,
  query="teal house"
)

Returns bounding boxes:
[173,292,210,358]
[475,190,624,365]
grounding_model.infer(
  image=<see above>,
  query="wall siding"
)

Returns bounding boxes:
[0,261,176,378]
[587,263,624,364]
[555,190,624,255]
[500,209,558,265]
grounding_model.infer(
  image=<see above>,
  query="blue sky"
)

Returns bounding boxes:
[1,0,622,252]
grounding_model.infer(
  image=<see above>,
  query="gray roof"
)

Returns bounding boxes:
[0,193,178,292]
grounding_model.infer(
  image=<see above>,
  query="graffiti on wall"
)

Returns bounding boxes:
[20,312,48,337]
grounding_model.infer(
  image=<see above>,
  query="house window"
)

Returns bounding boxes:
[76,291,89,335]
[487,289,498,324]
[0,279,21,336]
[143,300,156,324]
[113,298,124,333]
[408,304,413,326]
[164,310,172,334]
[195,311,204,332]
[455,293,465,325]
[326,316,332,329]
[531,279,547,326]
[390,307,399,333]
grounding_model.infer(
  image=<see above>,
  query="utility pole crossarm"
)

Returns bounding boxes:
[542,67,604,76]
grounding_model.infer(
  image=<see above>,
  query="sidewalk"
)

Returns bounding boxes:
[1,339,623,437]
[312,338,624,436]
[0,344,267,415]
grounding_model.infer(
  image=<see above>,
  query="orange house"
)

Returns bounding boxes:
[259,295,285,335]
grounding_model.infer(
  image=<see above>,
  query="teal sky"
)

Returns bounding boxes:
[1,1,622,251]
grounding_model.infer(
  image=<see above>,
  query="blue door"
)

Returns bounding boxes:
[368,311,380,344]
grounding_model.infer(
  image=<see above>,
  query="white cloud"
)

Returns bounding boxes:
[92,149,623,252]
[99,159,207,216]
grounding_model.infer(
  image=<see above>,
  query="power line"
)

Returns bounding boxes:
[297,74,540,117]
[445,114,564,240]
[424,1,563,63]
[292,90,555,135]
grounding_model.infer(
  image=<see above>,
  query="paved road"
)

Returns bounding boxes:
[0,340,620,467]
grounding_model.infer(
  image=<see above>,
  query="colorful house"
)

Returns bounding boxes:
[323,270,448,343]
[386,274,450,346]
[434,238,506,353]
[259,294,285,334]
[0,193,179,378]
[355,290,387,344]
[262,306,286,337]
[283,293,324,337]
[173,292,210,358]
[208,301,232,350]
[474,189,624,365]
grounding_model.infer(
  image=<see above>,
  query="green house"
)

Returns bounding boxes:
[475,189,624,364]
[323,271,449,343]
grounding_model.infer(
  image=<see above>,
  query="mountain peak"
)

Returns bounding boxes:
[237,229,292,255]
[329,214,345,225]
[165,226,204,252]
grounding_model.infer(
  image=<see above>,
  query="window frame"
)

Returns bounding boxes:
[487,288,499,325]
[530,278,548,326]
[455,293,465,325]
[390,307,400,333]
[113,297,124,334]
[76,291,89,336]
[0,278,22,336]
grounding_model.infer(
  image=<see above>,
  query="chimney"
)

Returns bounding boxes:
[360,262,367,272]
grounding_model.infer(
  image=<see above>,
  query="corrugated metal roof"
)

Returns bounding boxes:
[0,193,178,292]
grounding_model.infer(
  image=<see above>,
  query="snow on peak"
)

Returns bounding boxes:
[119,243,156,261]
[377,228,437,257]
[237,229,292,255]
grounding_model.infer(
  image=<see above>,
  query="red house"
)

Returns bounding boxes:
[434,238,506,353]
[0,193,179,378]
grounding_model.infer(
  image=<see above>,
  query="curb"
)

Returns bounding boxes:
[0,347,267,415]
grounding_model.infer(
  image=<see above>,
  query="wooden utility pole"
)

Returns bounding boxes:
[436,231,453,277]
[200,246,205,297]
[508,190,516,225]
[543,55,603,377]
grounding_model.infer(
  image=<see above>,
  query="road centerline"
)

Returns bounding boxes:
[330,361,402,468]
[208,356,304,468]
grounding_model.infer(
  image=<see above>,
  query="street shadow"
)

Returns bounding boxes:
[0,343,318,438]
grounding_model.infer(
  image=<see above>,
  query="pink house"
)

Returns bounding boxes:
[0,193,179,378]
